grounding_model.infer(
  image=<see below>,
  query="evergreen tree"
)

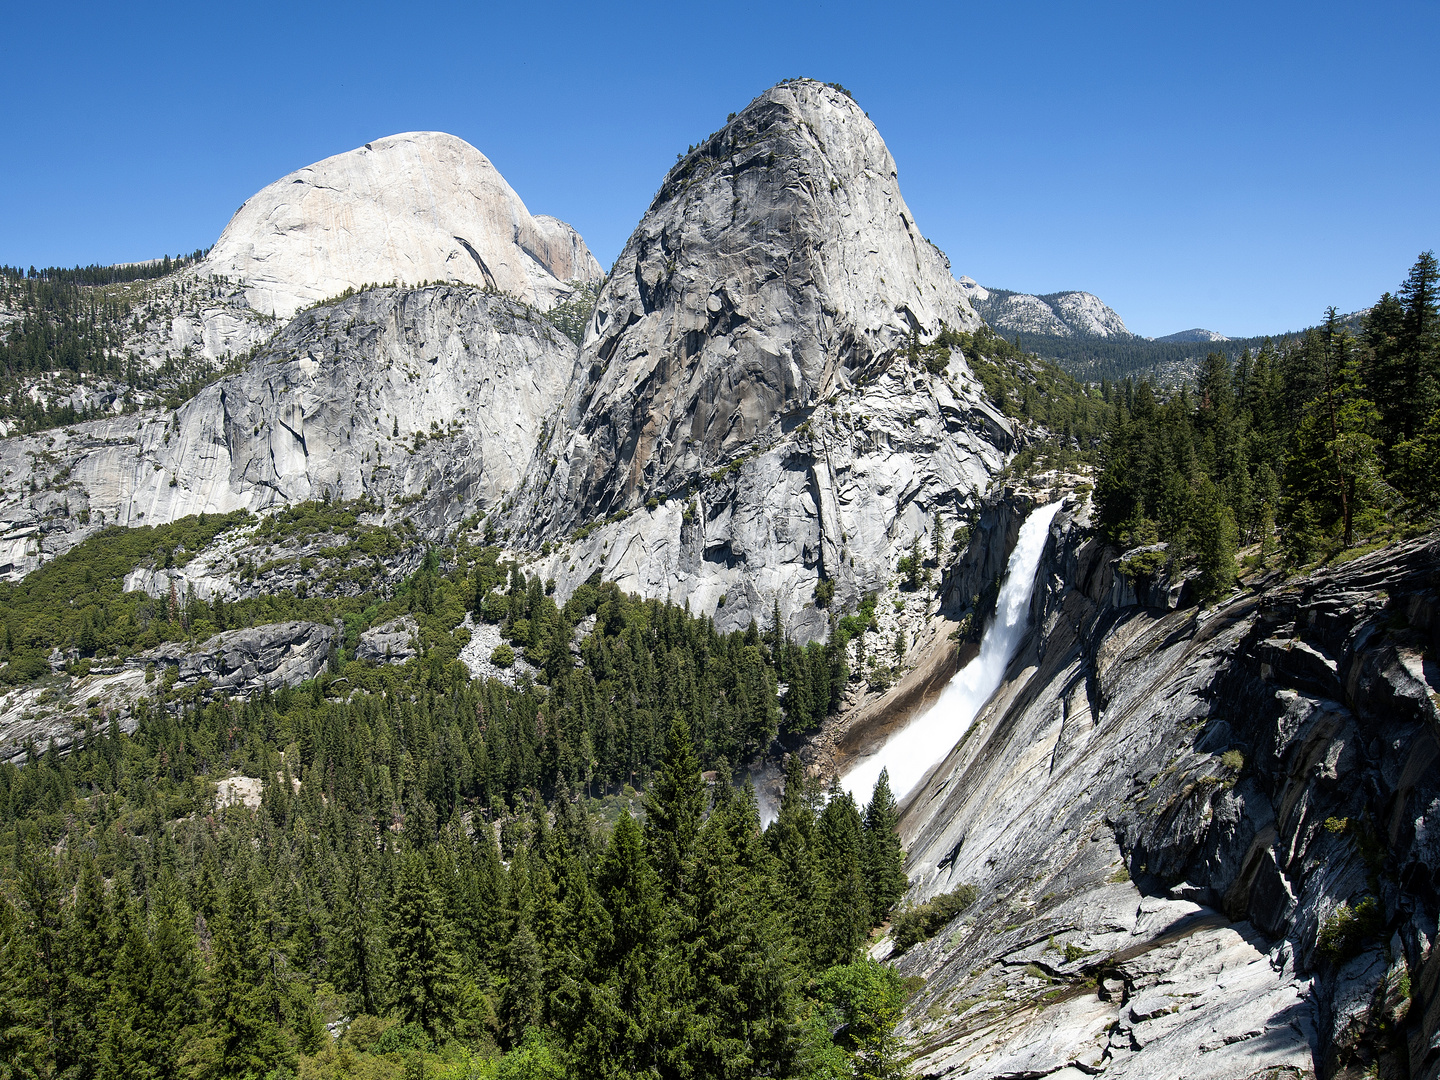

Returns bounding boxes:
[58,855,113,1078]
[1189,475,1238,602]
[679,808,801,1077]
[148,867,202,1080]
[392,849,461,1043]
[0,893,46,1080]
[643,715,706,902]
[815,779,871,968]
[1390,252,1440,515]
[334,836,387,1016]
[99,890,157,1080]
[185,868,294,1080]
[497,849,544,1048]
[1283,313,1386,554]
[1396,251,1439,440]
[862,769,909,919]
[767,756,828,970]
[575,810,665,1078]
[12,837,63,1078]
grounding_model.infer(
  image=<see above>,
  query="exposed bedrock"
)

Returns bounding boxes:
[202,130,602,319]
[520,79,984,538]
[0,620,336,763]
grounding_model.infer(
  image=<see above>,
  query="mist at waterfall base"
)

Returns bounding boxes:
[842,501,1064,805]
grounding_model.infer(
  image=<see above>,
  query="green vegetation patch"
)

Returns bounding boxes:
[891,884,980,954]
[1318,897,1384,963]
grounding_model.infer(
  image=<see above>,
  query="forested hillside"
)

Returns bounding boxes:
[1094,252,1439,598]
[0,252,246,434]
[1012,309,1367,387]
[0,498,919,1079]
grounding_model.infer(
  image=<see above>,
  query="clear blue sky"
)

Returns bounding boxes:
[2,1,1435,338]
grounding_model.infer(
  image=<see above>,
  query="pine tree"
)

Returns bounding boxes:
[1391,252,1440,515]
[815,779,871,968]
[392,849,461,1043]
[862,769,909,919]
[1189,475,1238,602]
[767,756,828,970]
[1363,291,1408,445]
[148,867,202,1080]
[0,893,46,1080]
[575,810,665,1078]
[1283,313,1386,554]
[99,890,157,1080]
[498,849,544,1048]
[12,836,63,1079]
[335,846,387,1016]
[643,715,705,902]
[678,807,801,1077]
[1396,251,1439,440]
[58,855,113,1078]
[186,869,294,1080]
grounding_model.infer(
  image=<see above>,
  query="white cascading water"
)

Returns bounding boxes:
[842,500,1064,804]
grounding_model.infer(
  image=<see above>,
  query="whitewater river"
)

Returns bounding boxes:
[842,500,1063,804]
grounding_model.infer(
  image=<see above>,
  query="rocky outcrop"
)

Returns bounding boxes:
[457,614,542,687]
[520,352,1009,641]
[0,620,337,761]
[885,499,1440,1078]
[144,620,335,693]
[521,80,982,536]
[1156,328,1229,343]
[0,285,576,578]
[201,131,602,319]
[356,616,419,664]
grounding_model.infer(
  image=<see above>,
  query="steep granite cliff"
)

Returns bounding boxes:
[509,79,1005,639]
[0,285,575,578]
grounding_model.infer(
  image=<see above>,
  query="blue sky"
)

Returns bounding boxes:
[2,1,1435,338]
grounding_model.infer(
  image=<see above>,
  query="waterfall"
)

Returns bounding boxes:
[842,500,1063,804]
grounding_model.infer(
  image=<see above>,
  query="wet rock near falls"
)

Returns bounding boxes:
[887,500,1440,1079]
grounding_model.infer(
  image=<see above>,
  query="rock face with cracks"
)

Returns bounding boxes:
[511,79,998,638]
[888,494,1440,1080]
[0,285,577,579]
[520,80,982,536]
[0,620,336,762]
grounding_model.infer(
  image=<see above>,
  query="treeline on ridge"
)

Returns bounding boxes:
[1093,251,1439,597]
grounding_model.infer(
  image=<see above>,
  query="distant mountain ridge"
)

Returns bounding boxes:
[957,277,1133,338]
[959,279,1376,384]
[1155,327,1229,343]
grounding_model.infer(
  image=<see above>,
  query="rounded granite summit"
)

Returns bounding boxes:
[201,131,602,318]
